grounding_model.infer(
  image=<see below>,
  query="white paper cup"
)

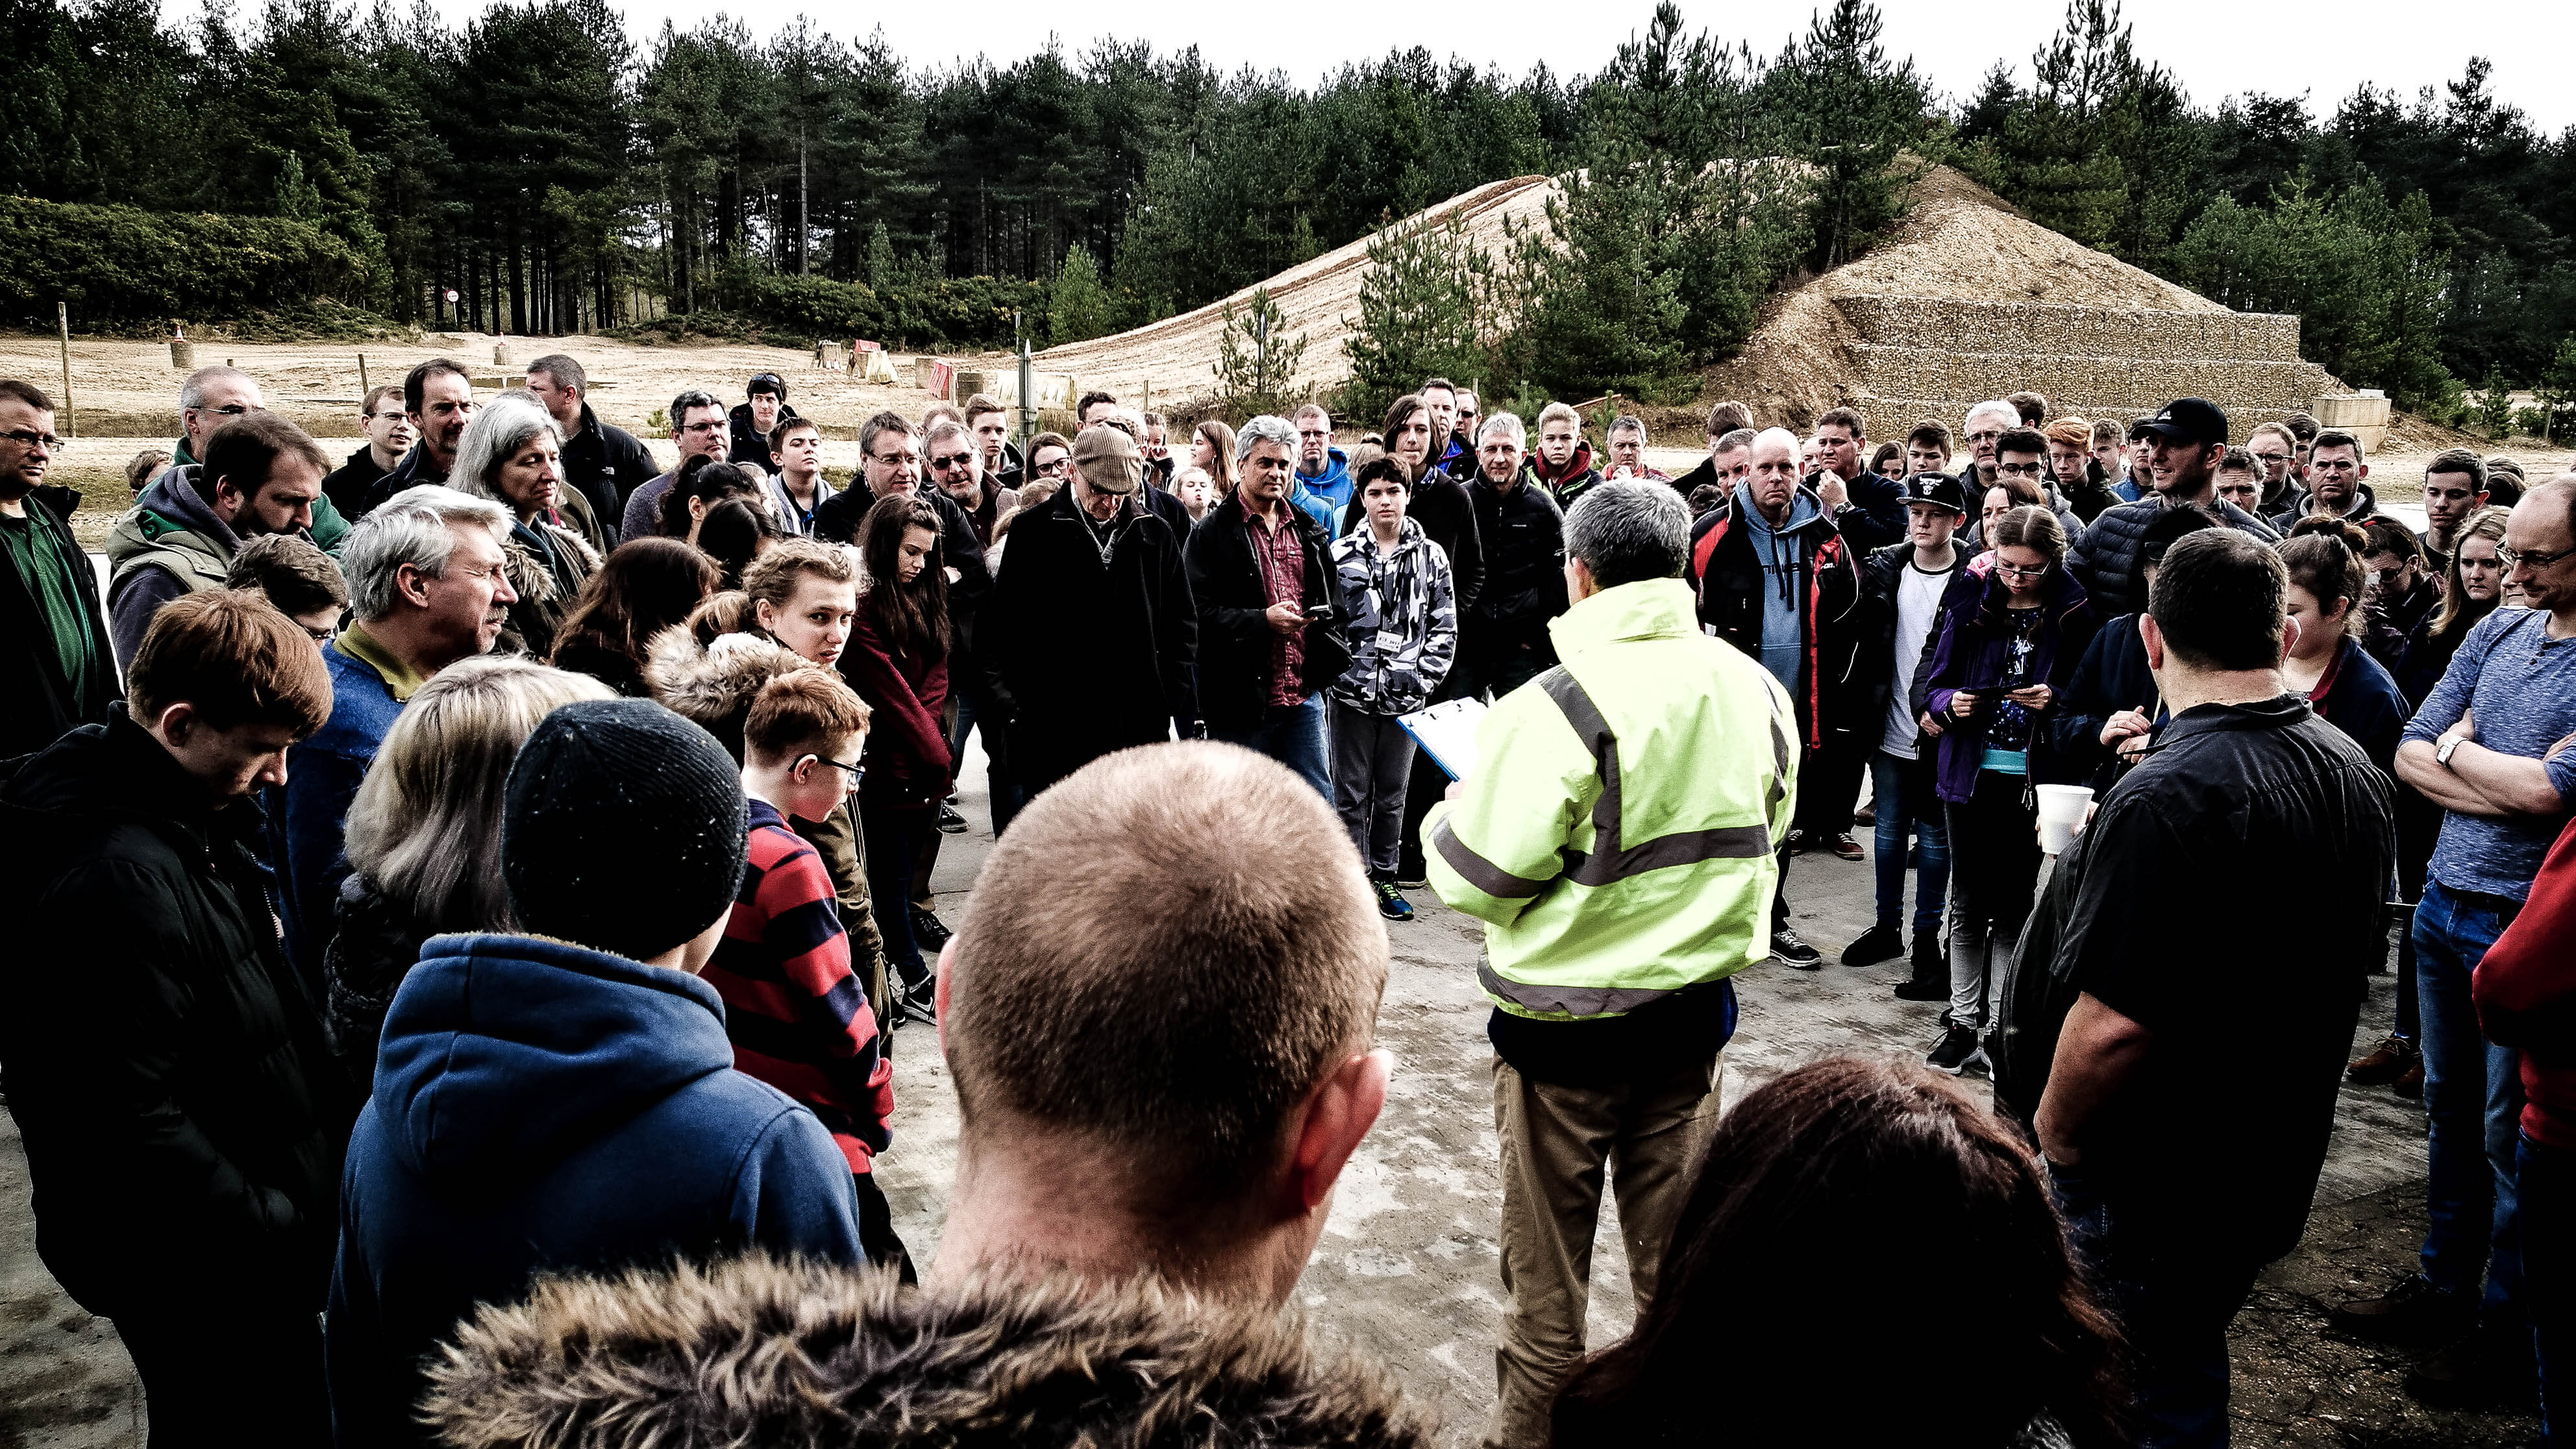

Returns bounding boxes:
[2035,784,2095,856]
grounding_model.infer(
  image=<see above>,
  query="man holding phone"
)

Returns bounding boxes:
[1185,414,1353,798]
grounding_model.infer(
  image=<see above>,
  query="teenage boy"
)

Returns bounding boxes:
[328,699,865,1447]
[765,417,838,537]
[702,666,903,1274]
[1844,474,1969,991]
[1327,457,1458,922]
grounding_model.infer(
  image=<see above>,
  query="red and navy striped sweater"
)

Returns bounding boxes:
[703,799,894,1172]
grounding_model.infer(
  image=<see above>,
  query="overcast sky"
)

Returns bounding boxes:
[408,0,2574,133]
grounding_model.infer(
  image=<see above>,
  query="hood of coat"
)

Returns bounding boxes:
[1731,478,1828,540]
[371,932,738,1181]
[109,466,242,559]
[421,1253,1430,1449]
[642,628,814,763]
[1531,439,1596,488]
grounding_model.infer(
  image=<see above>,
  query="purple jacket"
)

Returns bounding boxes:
[1922,553,2097,804]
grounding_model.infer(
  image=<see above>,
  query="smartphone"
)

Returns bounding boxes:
[1304,603,1333,621]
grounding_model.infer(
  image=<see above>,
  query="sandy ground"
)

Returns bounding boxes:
[0,730,2540,1447]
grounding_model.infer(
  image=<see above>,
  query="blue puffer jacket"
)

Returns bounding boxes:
[328,932,863,1447]
[1328,517,1458,715]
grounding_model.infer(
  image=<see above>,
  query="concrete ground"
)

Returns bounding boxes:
[0,736,2539,1446]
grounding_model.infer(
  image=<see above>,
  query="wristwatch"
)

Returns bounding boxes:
[2437,735,2466,767]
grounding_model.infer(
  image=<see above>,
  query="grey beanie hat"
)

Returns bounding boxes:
[502,699,749,961]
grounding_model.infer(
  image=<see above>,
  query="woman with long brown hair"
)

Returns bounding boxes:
[844,493,954,1022]
[548,537,719,695]
[1190,418,1239,497]
[1550,1057,2123,1448]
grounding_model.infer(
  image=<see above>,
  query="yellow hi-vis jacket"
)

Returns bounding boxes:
[1424,576,1797,1020]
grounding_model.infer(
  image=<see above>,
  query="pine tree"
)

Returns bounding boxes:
[1046,242,1112,345]
[1771,0,1929,268]
[2475,365,2516,440]
[1212,288,1308,421]
[865,220,895,291]
[1339,209,1493,423]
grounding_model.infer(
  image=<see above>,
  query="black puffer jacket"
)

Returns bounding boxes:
[0,709,342,1315]
[1853,539,1967,740]
[2069,493,2279,617]
[1184,493,1353,732]
[728,401,801,468]
[1462,468,1567,658]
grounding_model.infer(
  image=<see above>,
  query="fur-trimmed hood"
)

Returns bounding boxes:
[423,1254,1431,1449]
[643,626,813,763]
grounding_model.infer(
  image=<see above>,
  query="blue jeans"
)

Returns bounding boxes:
[2052,1162,2262,1447]
[1868,749,1948,935]
[2523,1135,2572,1446]
[1211,693,1331,800]
[2416,876,2526,1321]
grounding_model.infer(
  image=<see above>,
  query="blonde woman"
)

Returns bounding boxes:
[327,656,615,1087]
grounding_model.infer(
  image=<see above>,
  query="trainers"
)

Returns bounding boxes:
[1770,926,1823,969]
[1826,832,1866,861]
[1841,922,1905,967]
[1784,828,1812,855]
[1374,880,1414,921]
[1926,1023,1983,1075]
[2347,1034,2419,1085]
[2405,1321,2538,1410]
[909,906,953,951]
[2328,1276,2473,1344]
[935,802,969,834]
[897,976,938,1027]
[1853,804,1876,827]
[2394,1060,2423,1098]
[1394,871,1429,889]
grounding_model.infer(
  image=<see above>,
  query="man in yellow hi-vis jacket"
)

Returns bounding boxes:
[1424,479,1798,1449]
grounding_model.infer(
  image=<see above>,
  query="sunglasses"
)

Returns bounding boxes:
[930,451,974,470]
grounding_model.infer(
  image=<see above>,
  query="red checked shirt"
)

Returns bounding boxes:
[1246,506,1306,707]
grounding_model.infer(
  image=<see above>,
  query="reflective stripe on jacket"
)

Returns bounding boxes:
[1423,576,1796,1021]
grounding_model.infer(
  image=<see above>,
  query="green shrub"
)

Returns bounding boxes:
[0,196,369,327]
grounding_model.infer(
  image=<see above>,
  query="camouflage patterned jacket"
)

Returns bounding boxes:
[1328,517,1458,716]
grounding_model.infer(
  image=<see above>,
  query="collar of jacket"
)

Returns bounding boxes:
[2145,692,2314,752]
[1,704,242,830]
[1216,488,1312,538]
[333,621,429,702]
[1340,514,1425,560]
[1548,576,1700,658]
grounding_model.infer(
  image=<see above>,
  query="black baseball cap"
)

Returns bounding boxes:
[747,371,786,399]
[1901,472,1968,515]
[2129,398,2227,447]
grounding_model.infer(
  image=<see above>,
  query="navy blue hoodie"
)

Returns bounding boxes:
[327,932,864,1446]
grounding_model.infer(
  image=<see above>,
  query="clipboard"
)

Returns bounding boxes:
[1398,697,1487,782]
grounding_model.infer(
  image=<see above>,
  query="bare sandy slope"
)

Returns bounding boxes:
[1003,175,1562,410]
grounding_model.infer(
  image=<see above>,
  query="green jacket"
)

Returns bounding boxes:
[1424,576,1797,1021]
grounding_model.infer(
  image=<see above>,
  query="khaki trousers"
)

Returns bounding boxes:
[1487,1052,1721,1449]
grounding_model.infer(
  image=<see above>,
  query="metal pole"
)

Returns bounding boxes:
[358,352,371,398]
[56,303,73,440]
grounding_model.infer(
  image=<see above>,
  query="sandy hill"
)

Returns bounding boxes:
[1019,175,1559,409]
[1700,164,2345,439]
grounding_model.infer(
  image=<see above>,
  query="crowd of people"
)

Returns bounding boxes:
[0,353,2572,1449]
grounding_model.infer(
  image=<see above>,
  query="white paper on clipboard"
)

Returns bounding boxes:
[1398,697,1487,782]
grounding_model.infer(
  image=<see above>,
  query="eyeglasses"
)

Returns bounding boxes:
[680,420,723,435]
[1966,428,2005,444]
[1994,461,2044,477]
[2501,545,2575,571]
[930,451,973,471]
[301,624,337,643]
[1034,457,1072,476]
[1994,560,2052,580]
[802,754,865,789]
[869,451,917,467]
[1,428,60,449]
